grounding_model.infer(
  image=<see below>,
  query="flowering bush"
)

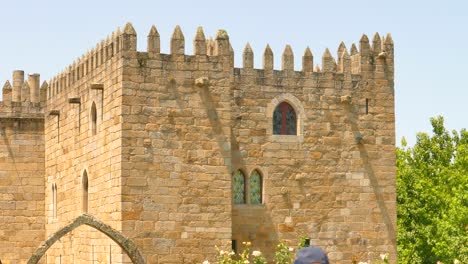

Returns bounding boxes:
[204,241,294,264]
[210,242,267,264]
[273,241,294,264]
[205,241,461,264]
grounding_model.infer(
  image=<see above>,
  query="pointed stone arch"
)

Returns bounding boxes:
[27,214,145,264]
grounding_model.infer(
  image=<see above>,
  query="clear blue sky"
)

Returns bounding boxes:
[1,0,466,146]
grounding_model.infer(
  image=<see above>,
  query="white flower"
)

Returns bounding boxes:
[202,261,210,264]
[289,247,294,252]
[358,262,368,264]
[454,260,460,264]
[380,253,388,260]
[244,260,250,264]
[252,250,262,257]
[229,251,235,256]
[219,250,225,255]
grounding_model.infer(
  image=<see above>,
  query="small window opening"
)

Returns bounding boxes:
[91,102,97,135]
[52,183,57,219]
[82,171,88,213]
[365,98,370,114]
[305,238,311,247]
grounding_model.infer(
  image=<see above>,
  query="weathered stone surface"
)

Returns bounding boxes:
[0,24,396,264]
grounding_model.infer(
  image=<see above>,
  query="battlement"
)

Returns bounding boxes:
[45,25,124,99]
[45,22,394,100]
[0,70,47,119]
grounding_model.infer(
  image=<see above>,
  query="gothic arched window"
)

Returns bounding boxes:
[273,102,297,135]
[249,170,262,205]
[233,170,246,204]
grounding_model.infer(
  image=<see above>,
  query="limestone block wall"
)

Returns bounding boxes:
[0,21,396,264]
[231,33,396,263]
[118,25,234,263]
[0,71,46,263]
[43,27,127,263]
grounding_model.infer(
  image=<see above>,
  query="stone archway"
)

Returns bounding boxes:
[27,214,145,264]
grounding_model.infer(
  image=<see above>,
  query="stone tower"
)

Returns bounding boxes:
[0,23,396,263]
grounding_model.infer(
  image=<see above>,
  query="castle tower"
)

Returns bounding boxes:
[0,71,46,263]
[0,23,396,264]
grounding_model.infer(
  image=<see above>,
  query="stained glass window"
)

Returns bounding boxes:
[273,102,297,135]
[233,170,246,204]
[250,170,262,204]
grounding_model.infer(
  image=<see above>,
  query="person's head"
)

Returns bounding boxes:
[293,247,329,264]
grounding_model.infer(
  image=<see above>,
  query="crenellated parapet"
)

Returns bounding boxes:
[46,24,127,99]
[235,32,393,81]
[0,70,47,119]
[44,21,394,105]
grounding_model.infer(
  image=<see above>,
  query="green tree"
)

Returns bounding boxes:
[397,116,468,263]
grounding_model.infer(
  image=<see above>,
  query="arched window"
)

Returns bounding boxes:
[82,171,88,213]
[273,102,297,135]
[249,170,262,204]
[91,102,97,135]
[233,170,246,204]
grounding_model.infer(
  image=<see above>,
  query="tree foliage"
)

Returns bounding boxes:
[397,116,468,263]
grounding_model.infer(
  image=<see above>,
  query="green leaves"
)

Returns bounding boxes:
[397,116,468,263]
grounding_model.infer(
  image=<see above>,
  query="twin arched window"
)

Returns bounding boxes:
[273,102,297,135]
[233,170,263,205]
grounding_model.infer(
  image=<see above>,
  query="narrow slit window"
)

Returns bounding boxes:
[91,102,97,135]
[273,102,297,135]
[233,170,246,204]
[52,183,57,219]
[365,98,370,114]
[82,171,88,213]
[249,170,262,205]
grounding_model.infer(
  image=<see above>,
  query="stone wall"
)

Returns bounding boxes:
[43,27,128,263]
[231,36,396,261]
[118,25,234,263]
[114,24,396,263]
[0,72,46,263]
